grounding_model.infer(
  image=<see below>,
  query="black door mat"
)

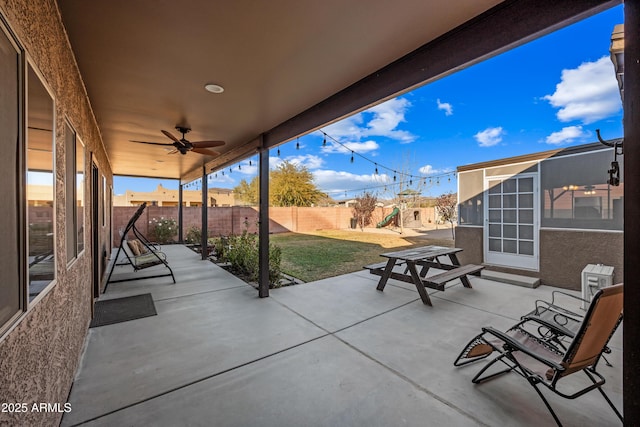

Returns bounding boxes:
[90,293,157,328]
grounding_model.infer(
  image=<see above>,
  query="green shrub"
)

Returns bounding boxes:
[149,217,177,244]
[185,225,202,244]
[213,230,282,288]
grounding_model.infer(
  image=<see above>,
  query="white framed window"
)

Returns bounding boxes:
[0,17,23,333]
[65,122,86,263]
[27,62,56,302]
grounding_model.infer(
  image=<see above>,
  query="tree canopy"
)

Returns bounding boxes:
[232,160,326,207]
[435,192,457,238]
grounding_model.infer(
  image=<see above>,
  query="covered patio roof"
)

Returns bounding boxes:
[56,0,618,183]
[63,245,622,426]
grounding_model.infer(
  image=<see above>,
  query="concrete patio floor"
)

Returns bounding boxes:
[62,245,623,426]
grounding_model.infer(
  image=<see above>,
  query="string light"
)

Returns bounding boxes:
[238,164,241,170]
[277,148,280,157]
[296,138,300,150]
[350,151,354,163]
[322,136,326,147]
[374,164,379,174]
[249,160,252,166]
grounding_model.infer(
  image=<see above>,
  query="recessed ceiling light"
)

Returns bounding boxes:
[204,83,224,93]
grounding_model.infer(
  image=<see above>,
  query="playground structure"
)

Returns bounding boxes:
[376,207,400,228]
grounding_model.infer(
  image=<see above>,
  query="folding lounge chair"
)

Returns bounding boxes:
[454,284,623,426]
[522,290,612,366]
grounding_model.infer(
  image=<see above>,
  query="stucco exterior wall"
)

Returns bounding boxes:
[455,225,624,290]
[0,0,112,426]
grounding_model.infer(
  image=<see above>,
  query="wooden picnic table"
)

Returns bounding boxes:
[365,245,483,306]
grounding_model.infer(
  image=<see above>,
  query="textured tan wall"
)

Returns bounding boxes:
[0,0,112,426]
[454,226,623,290]
[454,226,483,265]
[539,229,623,289]
[112,206,436,245]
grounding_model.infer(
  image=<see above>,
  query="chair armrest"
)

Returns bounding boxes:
[521,313,577,338]
[550,290,588,306]
[481,326,565,372]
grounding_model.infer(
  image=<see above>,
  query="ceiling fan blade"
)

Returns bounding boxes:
[161,130,181,143]
[130,140,174,146]
[192,147,221,157]
[191,140,226,148]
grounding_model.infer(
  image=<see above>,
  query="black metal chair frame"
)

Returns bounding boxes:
[105,203,175,290]
[454,285,623,426]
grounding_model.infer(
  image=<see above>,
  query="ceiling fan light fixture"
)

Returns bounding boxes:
[204,83,224,94]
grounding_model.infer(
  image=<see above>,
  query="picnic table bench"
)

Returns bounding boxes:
[364,245,484,306]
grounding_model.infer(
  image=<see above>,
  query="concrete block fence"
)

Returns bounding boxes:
[113,205,437,247]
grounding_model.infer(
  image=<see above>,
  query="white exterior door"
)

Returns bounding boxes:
[484,173,539,270]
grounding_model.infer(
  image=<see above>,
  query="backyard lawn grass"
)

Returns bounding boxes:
[270,229,453,283]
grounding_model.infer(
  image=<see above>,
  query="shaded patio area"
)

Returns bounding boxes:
[63,245,622,426]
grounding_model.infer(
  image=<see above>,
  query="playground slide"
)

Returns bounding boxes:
[376,207,400,228]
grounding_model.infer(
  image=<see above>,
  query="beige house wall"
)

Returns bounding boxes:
[455,225,624,290]
[113,184,236,207]
[0,1,113,426]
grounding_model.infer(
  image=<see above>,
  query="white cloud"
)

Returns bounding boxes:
[436,99,453,116]
[543,56,622,124]
[269,154,324,170]
[321,97,416,146]
[285,154,324,169]
[545,126,590,145]
[419,164,453,175]
[312,169,389,193]
[474,127,505,147]
[321,139,379,155]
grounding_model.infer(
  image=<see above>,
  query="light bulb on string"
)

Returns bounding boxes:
[222,171,224,176]
[277,148,280,157]
[409,179,413,186]
[350,151,354,163]
[296,138,300,150]
[238,164,241,170]
[374,163,378,174]
[393,174,396,182]
[249,160,252,166]
[322,136,327,147]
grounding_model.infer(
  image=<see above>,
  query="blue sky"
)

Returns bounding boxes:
[115,5,624,200]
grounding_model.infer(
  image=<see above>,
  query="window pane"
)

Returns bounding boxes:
[503,194,516,209]
[503,209,517,223]
[27,64,55,301]
[503,225,517,239]
[65,124,76,262]
[519,225,534,240]
[488,210,501,222]
[489,195,501,208]
[519,177,533,192]
[489,224,501,237]
[518,194,533,209]
[0,24,22,328]
[519,241,534,256]
[541,149,623,230]
[488,182,501,194]
[503,239,517,253]
[503,179,517,193]
[489,238,501,252]
[519,209,533,224]
[76,139,85,254]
